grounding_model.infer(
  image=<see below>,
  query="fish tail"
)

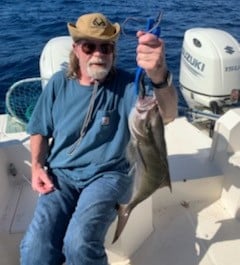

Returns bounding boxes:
[168,175,172,192]
[112,204,132,244]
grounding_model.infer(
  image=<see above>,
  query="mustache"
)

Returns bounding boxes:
[88,58,107,65]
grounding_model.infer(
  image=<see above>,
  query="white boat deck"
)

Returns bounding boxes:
[0,113,240,265]
[124,199,240,265]
[107,115,240,265]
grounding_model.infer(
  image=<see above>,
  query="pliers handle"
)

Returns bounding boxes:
[134,11,163,95]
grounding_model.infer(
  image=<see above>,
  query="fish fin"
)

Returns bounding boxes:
[112,204,131,244]
[136,141,148,170]
[148,114,172,191]
[148,135,172,192]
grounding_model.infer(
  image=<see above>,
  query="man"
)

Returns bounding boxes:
[20,13,177,265]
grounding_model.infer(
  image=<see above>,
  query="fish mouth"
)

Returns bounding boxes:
[136,96,158,111]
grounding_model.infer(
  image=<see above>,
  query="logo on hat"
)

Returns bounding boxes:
[92,17,107,28]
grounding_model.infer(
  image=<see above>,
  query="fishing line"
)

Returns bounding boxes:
[121,11,163,39]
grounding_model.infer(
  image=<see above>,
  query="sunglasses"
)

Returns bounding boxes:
[78,41,115,55]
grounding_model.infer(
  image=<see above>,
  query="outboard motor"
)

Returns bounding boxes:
[179,28,240,114]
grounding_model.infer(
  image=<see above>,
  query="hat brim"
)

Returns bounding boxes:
[67,22,120,42]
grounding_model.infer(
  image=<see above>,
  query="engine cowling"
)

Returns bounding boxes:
[179,28,240,111]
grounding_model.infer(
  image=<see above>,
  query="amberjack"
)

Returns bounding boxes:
[112,95,171,243]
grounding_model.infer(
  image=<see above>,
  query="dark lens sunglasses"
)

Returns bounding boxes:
[80,42,114,55]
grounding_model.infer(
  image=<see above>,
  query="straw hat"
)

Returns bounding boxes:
[67,13,120,42]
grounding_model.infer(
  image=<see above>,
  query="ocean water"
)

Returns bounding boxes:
[1,0,239,113]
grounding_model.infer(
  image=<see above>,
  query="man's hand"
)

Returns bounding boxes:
[31,166,54,194]
[136,31,167,84]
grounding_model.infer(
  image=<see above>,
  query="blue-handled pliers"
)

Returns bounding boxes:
[134,11,163,97]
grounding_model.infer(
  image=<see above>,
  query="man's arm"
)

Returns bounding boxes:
[30,134,54,194]
[136,31,178,124]
[154,82,178,124]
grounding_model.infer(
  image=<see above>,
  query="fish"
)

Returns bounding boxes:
[112,95,172,244]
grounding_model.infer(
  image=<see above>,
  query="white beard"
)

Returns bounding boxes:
[87,58,112,81]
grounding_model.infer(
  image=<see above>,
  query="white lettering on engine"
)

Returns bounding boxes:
[182,48,205,72]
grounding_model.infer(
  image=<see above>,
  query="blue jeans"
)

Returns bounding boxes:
[20,173,132,265]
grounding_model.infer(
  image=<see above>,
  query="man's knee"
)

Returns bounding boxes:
[64,231,107,264]
[20,231,46,264]
[20,227,65,265]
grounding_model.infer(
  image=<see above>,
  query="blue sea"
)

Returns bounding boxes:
[1,0,239,113]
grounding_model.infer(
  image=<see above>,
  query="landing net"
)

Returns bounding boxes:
[5,77,46,125]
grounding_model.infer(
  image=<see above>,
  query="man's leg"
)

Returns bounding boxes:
[20,176,79,265]
[64,174,132,265]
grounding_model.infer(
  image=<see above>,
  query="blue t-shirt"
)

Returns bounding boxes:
[27,69,137,187]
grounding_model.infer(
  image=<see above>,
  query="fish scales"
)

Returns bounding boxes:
[112,96,171,243]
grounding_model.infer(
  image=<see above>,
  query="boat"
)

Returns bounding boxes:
[1,28,240,265]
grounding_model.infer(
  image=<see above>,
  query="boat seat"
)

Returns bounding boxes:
[39,36,73,88]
